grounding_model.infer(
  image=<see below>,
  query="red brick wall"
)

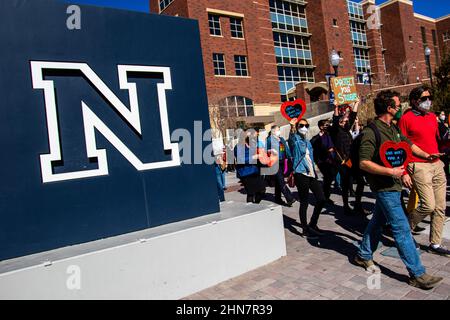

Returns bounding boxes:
[150,0,189,17]
[415,17,438,78]
[153,0,281,106]
[380,1,428,84]
[362,1,386,85]
[436,17,450,60]
[307,0,356,82]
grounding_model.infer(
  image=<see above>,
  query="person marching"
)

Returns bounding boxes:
[288,117,327,238]
[354,90,442,290]
[266,125,296,207]
[398,86,450,257]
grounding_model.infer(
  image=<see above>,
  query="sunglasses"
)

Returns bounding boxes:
[419,95,433,102]
[298,123,310,128]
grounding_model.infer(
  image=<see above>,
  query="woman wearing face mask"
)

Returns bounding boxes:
[266,125,296,206]
[288,118,327,238]
[329,98,360,215]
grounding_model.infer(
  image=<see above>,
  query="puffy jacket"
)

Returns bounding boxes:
[288,132,317,176]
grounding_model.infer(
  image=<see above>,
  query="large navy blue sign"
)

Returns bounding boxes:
[0,0,219,260]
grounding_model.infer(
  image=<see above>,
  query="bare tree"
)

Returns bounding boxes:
[208,96,239,140]
[397,60,414,85]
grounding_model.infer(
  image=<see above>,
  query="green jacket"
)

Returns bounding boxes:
[359,118,411,192]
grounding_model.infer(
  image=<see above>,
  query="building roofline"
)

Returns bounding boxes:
[378,0,412,10]
[414,13,436,23]
[436,14,450,22]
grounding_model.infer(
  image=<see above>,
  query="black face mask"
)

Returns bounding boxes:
[344,123,351,131]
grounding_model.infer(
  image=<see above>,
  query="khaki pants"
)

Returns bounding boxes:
[408,161,447,245]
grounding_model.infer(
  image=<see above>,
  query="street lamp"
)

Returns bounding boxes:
[328,49,341,106]
[424,46,433,87]
[330,49,340,77]
[367,65,372,90]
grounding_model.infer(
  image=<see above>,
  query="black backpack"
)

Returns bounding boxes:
[350,122,381,173]
[350,121,402,172]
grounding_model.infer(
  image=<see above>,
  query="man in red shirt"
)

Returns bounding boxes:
[398,86,449,257]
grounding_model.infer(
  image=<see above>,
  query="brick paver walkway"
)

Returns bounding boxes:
[186,176,450,300]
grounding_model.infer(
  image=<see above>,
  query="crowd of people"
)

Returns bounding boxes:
[216,85,450,290]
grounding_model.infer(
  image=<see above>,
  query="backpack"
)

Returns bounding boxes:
[350,122,381,173]
[350,121,402,173]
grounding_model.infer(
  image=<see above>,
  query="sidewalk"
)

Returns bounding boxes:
[186,175,450,300]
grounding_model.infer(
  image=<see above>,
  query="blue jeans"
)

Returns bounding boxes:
[358,191,425,278]
[215,164,225,202]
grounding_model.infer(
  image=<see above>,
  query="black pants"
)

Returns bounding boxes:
[294,173,326,228]
[274,161,294,203]
[338,164,352,208]
[353,168,365,209]
[241,175,266,203]
[317,162,338,200]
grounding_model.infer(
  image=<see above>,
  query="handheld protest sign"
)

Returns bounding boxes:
[331,76,358,106]
[380,141,412,168]
[280,99,306,123]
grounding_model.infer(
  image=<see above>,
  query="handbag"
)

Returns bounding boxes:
[335,149,352,168]
[287,158,301,188]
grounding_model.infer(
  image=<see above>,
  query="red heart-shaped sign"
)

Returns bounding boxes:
[380,141,412,168]
[280,99,306,123]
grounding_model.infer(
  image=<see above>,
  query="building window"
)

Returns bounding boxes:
[230,17,244,38]
[421,26,427,45]
[218,96,254,117]
[234,55,248,76]
[350,21,368,46]
[208,14,222,36]
[444,31,450,42]
[269,0,308,34]
[353,48,371,84]
[409,35,413,42]
[273,32,312,66]
[213,53,226,76]
[347,1,365,20]
[432,30,437,46]
[333,19,338,27]
[277,66,314,102]
[159,0,174,12]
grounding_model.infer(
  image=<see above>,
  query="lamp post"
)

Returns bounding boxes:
[425,46,433,87]
[328,50,341,106]
[330,49,340,77]
[367,65,372,91]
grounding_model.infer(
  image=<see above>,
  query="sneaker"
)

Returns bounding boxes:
[353,255,381,274]
[409,273,443,290]
[303,227,319,239]
[286,198,296,207]
[412,225,426,235]
[427,245,450,257]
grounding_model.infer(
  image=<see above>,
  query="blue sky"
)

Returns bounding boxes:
[355,0,449,19]
[62,0,449,18]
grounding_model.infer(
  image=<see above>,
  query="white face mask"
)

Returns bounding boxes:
[418,99,432,112]
[274,130,281,137]
[440,115,446,121]
[298,127,308,135]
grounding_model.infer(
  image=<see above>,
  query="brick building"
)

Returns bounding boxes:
[150,0,450,127]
